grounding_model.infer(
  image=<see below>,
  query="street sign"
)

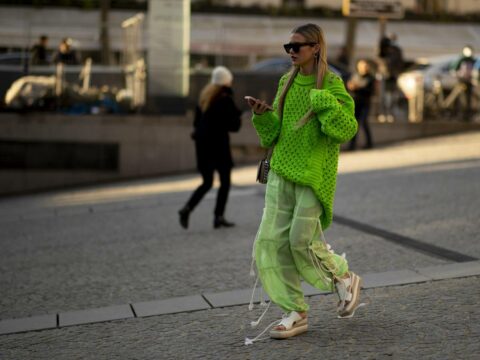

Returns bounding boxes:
[342,0,405,19]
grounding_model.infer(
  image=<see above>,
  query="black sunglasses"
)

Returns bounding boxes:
[283,42,317,54]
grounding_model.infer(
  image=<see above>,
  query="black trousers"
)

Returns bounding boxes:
[349,103,373,150]
[186,166,231,217]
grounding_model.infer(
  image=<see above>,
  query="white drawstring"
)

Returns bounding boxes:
[308,246,331,285]
[250,301,271,328]
[260,287,267,307]
[249,210,263,272]
[248,275,260,311]
[248,219,263,310]
[249,257,256,277]
[245,318,281,345]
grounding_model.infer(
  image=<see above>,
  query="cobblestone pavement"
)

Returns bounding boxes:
[1,277,479,359]
[0,132,479,358]
[0,187,448,319]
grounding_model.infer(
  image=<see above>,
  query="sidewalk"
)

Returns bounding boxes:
[1,273,479,359]
[0,132,479,359]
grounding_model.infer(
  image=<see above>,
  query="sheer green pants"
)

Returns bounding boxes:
[254,171,348,313]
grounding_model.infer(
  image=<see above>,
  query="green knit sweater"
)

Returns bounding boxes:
[252,70,357,230]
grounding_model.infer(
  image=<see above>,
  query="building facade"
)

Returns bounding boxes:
[223,0,479,14]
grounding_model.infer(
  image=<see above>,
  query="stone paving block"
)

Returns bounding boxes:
[416,260,480,280]
[302,283,331,297]
[54,206,91,217]
[362,269,430,289]
[0,314,56,335]
[21,211,56,221]
[204,283,330,309]
[59,305,134,327]
[132,295,210,317]
[203,289,264,308]
[0,213,22,224]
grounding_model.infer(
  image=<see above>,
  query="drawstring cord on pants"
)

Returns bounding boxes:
[308,219,347,291]
[246,216,353,345]
[246,219,274,345]
[246,270,273,345]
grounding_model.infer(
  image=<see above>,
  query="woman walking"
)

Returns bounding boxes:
[245,23,362,341]
[179,66,241,229]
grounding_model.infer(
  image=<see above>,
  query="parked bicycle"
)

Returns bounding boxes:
[424,76,479,121]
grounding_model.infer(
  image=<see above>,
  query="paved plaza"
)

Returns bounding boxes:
[0,131,480,359]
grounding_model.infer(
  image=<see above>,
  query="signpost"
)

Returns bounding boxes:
[342,0,404,19]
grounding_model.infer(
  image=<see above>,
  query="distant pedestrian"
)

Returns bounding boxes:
[245,23,362,343]
[451,45,477,119]
[347,59,375,150]
[378,34,404,122]
[53,38,79,65]
[178,66,241,229]
[31,35,49,65]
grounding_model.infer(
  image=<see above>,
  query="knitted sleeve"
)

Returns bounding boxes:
[251,73,288,148]
[310,72,358,144]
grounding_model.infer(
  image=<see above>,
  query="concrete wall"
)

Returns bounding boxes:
[0,113,196,195]
[1,111,479,196]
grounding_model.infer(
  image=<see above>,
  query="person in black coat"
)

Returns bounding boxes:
[31,35,49,65]
[347,59,375,150]
[179,66,242,229]
[53,38,79,65]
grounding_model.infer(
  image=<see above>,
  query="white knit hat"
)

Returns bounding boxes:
[211,66,233,86]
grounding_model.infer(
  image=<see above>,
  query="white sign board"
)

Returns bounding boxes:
[342,0,404,19]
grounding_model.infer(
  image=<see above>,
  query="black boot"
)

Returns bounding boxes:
[178,206,191,229]
[214,216,235,229]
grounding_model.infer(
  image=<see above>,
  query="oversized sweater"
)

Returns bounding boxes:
[252,70,357,230]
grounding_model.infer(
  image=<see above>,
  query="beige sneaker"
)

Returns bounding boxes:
[269,311,308,339]
[335,272,362,318]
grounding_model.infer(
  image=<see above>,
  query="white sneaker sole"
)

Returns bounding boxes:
[269,318,308,339]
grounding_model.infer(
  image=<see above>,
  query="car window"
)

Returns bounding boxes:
[439,61,456,73]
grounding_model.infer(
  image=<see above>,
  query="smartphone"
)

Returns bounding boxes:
[244,96,273,110]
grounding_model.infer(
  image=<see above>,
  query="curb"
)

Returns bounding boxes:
[1,260,480,336]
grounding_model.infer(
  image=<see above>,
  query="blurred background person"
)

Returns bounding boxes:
[451,45,477,119]
[347,59,375,150]
[178,66,242,230]
[53,37,79,65]
[30,35,49,65]
[378,33,404,122]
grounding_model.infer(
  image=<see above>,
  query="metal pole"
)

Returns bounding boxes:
[345,17,357,71]
[100,0,112,65]
[379,16,387,38]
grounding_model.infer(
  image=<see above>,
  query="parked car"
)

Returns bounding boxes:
[397,54,459,100]
[0,52,30,66]
[397,54,480,121]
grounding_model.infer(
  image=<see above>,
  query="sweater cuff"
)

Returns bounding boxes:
[252,110,275,125]
[310,89,338,113]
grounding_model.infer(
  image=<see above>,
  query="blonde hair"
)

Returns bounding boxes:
[277,23,328,128]
[199,83,223,112]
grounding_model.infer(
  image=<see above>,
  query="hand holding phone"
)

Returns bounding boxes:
[244,96,273,113]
